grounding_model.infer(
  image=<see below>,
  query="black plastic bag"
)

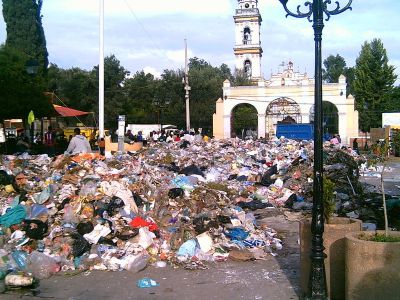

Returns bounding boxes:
[237,200,273,210]
[180,140,191,149]
[228,174,238,180]
[132,193,144,207]
[106,196,125,216]
[284,193,298,209]
[71,233,91,257]
[23,219,48,240]
[180,164,205,177]
[77,221,94,235]
[260,164,278,186]
[168,188,184,199]
[166,162,180,173]
[0,170,12,185]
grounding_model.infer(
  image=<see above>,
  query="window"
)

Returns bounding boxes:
[243,27,251,45]
[244,60,252,76]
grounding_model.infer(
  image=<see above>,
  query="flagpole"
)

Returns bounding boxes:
[99,0,105,138]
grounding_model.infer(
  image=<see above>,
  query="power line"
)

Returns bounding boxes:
[122,0,179,67]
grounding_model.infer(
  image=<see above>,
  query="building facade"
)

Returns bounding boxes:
[234,0,262,79]
[213,0,359,145]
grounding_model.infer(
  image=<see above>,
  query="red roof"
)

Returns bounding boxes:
[53,104,90,117]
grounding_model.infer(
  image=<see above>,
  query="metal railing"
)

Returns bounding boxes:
[235,8,259,15]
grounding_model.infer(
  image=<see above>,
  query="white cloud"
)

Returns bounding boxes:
[143,66,161,78]
[0,0,399,85]
[49,0,233,17]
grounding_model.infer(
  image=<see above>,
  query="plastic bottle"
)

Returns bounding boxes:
[27,251,60,279]
[11,250,28,270]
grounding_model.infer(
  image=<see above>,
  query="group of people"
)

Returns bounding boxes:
[8,126,93,157]
[120,129,210,145]
[41,126,91,157]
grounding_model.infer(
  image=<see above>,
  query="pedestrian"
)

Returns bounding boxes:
[98,137,105,156]
[16,136,30,153]
[44,126,56,157]
[64,128,92,155]
[126,129,135,141]
[352,138,360,154]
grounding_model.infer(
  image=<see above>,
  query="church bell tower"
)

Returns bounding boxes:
[234,0,263,79]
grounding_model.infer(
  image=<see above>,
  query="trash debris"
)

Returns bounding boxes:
[5,273,34,287]
[137,277,159,288]
[0,137,380,283]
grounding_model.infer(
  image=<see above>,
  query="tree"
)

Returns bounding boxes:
[322,54,355,96]
[96,55,130,128]
[188,57,228,132]
[344,66,355,97]
[322,54,346,83]
[232,68,253,86]
[353,39,397,132]
[232,104,258,137]
[0,45,52,120]
[382,86,400,113]
[2,0,48,73]
[124,71,158,125]
[46,64,97,123]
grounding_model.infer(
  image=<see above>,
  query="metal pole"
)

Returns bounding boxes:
[184,39,191,131]
[277,1,353,298]
[99,0,105,139]
[309,1,326,298]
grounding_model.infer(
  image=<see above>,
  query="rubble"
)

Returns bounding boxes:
[0,137,394,284]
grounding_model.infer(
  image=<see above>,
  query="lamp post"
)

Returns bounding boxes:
[153,97,171,131]
[277,1,352,299]
[25,59,39,145]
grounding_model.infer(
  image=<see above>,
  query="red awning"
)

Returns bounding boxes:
[53,104,91,117]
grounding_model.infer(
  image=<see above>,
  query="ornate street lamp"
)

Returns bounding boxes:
[153,97,171,131]
[25,59,39,76]
[277,1,352,299]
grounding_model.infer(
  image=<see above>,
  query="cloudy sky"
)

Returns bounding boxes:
[1,0,399,82]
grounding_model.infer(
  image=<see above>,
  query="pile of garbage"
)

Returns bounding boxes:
[0,137,370,286]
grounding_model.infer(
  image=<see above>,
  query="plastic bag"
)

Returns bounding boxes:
[22,219,48,240]
[137,227,156,249]
[167,188,184,199]
[137,278,159,288]
[224,228,249,241]
[122,252,149,273]
[5,273,34,287]
[63,204,78,224]
[79,181,98,197]
[27,251,60,279]
[176,239,198,257]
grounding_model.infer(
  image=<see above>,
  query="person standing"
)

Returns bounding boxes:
[44,126,56,157]
[65,128,91,155]
[353,138,360,154]
[98,137,105,156]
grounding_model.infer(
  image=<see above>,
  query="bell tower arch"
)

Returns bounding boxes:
[234,0,263,79]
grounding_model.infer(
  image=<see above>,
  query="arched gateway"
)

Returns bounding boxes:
[213,68,359,144]
[212,1,359,144]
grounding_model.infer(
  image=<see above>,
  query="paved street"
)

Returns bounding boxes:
[2,213,301,300]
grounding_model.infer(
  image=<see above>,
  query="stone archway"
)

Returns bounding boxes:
[231,103,258,139]
[266,97,301,137]
[309,101,339,138]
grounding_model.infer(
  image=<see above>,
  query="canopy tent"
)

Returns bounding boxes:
[53,104,91,117]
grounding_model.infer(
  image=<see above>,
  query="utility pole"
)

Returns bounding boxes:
[98,0,105,139]
[184,39,191,132]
